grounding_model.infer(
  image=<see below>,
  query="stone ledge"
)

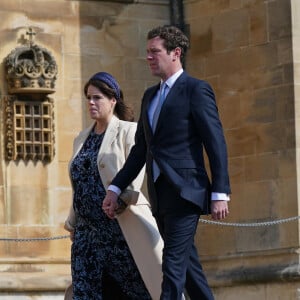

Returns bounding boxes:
[75,0,168,4]
[209,263,300,287]
[0,272,71,292]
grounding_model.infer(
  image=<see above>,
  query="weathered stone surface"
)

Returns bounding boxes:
[0,0,299,299]
[0,0,168,296]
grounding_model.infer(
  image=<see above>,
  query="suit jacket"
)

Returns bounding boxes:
[112,71,231,214]
[65,115,163,300]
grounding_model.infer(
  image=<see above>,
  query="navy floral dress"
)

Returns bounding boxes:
[70,131,151,300]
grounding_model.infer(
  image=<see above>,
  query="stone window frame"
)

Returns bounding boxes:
[5,95,55,163]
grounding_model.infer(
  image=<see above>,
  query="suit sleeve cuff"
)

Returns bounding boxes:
[108,184,122,196]
[211,192,230,201]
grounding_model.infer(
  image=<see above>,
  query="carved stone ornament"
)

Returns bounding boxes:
[4,29,58,95]
[3,28,56,163]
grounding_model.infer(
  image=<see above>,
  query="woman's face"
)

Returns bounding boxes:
[86,84,116,123]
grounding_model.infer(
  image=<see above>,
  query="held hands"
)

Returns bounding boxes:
[102,190,119,219]
[211,200,229,220]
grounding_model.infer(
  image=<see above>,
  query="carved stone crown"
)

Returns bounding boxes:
[5,42,58,95]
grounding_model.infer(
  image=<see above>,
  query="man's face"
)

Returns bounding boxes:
[146,37,176,80]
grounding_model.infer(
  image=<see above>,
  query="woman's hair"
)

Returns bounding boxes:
[147,25,190,64]
[84,75,134,122]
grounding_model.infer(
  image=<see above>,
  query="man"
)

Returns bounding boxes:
[103,25,231,300]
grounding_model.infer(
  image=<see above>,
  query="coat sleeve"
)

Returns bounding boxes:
[64,128,89,231]
[190,80,231,194]
[118,122,148,205]
[64,203,76,231]
[114,123,163,300]
[64,137,78,231]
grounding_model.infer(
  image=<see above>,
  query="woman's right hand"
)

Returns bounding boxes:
[69,230,74,242]
[64,221,75,242]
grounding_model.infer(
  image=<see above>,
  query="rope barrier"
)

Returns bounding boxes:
[199,215,300,227]
[0,235,70,242]
[0,215,299,242]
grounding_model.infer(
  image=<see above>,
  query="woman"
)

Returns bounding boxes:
[64,72,163,299]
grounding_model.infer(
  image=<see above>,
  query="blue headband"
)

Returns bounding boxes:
[90,72,121,101]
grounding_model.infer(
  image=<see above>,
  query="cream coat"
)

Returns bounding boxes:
[65,115,163,300]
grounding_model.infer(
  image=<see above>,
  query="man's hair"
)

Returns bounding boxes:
[147,25,190,64]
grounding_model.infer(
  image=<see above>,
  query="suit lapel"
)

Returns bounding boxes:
[154,72,187,131]
[144,84,160,136]
[97,115,119,164]
[69,116,119,174]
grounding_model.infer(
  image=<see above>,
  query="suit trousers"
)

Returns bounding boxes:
[154,175,214,300]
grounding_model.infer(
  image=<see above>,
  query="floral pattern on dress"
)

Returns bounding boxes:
[70,131,151,300]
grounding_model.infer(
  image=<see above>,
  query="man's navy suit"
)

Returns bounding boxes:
[112,71,231,299]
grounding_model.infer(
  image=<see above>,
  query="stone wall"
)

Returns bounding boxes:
[0,0,299,299]
[185,0,300,299]
[0,0,168,298]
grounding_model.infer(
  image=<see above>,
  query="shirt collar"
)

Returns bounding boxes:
[161,69,184,89]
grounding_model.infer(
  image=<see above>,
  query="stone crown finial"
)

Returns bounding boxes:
[4,28,58,95]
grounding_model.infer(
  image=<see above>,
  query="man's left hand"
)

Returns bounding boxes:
[211,200,229,220]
